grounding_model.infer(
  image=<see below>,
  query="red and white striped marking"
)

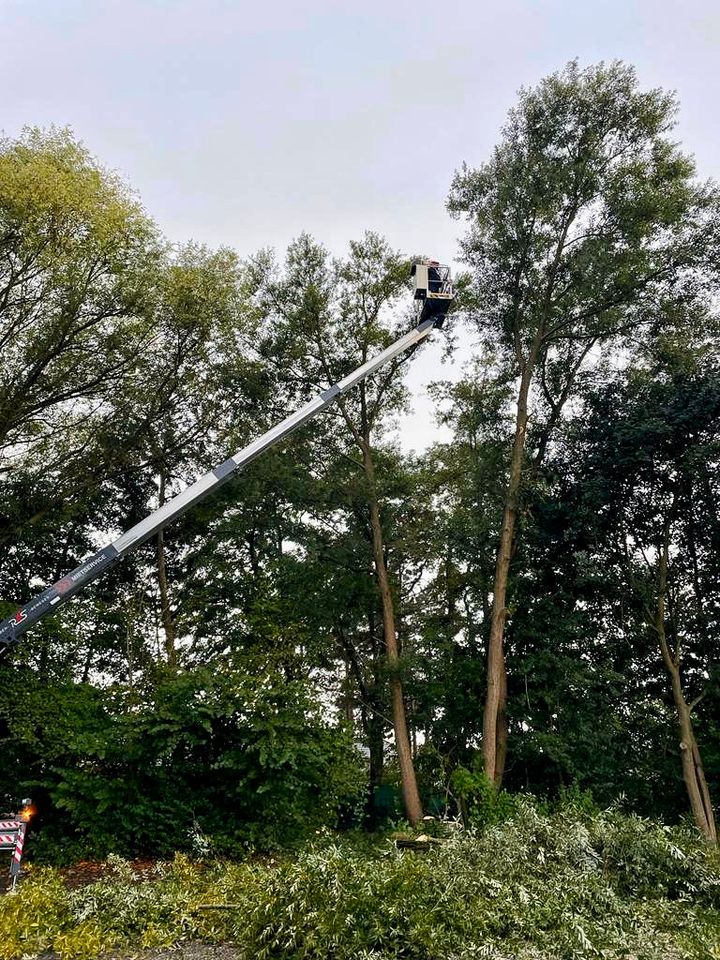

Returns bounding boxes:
[11,824,25,870]
[0,820,28,884]
[0,822,21,849]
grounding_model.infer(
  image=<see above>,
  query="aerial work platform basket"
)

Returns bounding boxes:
[411,260,454,327]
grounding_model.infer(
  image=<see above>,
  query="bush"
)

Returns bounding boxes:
[449,762,516,827]
[1,668,366,861]
[0,803,718,958]
[0,869,72,959]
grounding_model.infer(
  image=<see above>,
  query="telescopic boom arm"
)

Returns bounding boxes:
[0,301,450,657]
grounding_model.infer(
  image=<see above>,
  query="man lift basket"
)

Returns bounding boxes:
[411,260,454,326]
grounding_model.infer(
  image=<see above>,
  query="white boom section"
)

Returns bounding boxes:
[0,317,436,651]
[113,317,434,554]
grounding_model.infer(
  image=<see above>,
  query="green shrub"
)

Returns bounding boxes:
[2,668,366,862]
[0,804,717,958]
[51,920,117,960]
[0,869,72,959]
[449,762,516,827]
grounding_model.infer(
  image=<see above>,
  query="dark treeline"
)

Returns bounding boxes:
[1,61,718,860]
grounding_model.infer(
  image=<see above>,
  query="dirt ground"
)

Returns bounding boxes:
[0,858,160,892]
[58,859,159,888]
[40,948,246,960]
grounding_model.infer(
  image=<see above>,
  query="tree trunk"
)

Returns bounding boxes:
[366,611,386,814]
[367,704,385,800]
[362,441,423,825]
[155,473,177,668]
[81,626,98,684]
[655,535,716,844]
[341,658,355,723]
[483,361,533,786]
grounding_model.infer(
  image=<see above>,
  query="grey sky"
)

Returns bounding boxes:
[2,0,719,449]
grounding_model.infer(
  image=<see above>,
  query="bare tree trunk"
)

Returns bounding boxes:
[483,362,533,786]
[341,658,355,723]
[367,611,386,809]
[655,533,716,844]
[155,473,177,668]
[362,441,423,825]
[81,625,99,684]
[126,602,136,702]
[367,707,385,803]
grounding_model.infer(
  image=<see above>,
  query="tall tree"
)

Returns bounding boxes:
[567,332,720,841]
[126,243,246,669]
[0,127,159,472]
[448,60,719,785]
[411,360,512,766]
[252,233,427,823]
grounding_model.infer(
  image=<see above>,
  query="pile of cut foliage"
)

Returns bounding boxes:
[1,802,718,959]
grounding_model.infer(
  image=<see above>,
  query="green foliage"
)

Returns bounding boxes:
[443,55,720,802]
[0,666,365,860]
[0,126,160,463]
[1,61,720,907]
[448,59,716,364]
[450,764,516,827]
[0,869,72,959]
[0,805,718,958]
[508,332,720,819]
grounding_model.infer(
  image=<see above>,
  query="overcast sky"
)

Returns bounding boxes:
[2,0,719,450]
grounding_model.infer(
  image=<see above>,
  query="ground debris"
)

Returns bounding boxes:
[59,859,159,888]
[40,945,247,960]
